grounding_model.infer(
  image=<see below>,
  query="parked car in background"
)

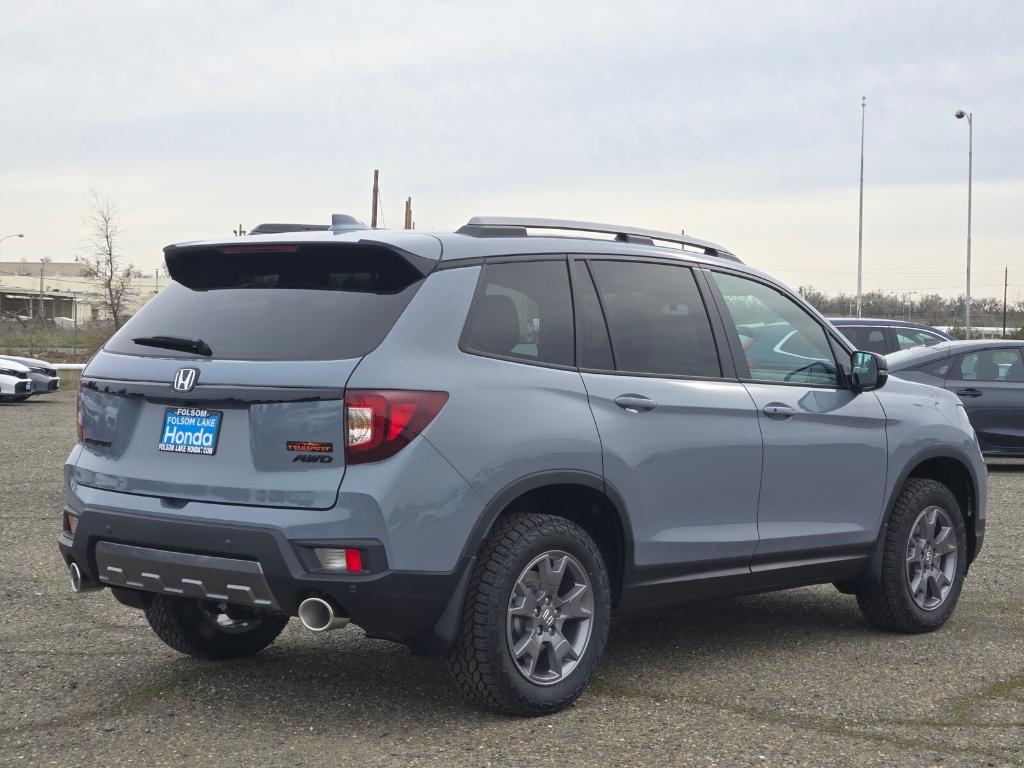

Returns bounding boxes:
[0,359,34,401]
[0,355,60,395]
[830,319,952,355]
[61,214,986,716]
[888,339,1024,456]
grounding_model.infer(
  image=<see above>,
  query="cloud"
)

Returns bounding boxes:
[1,1,1021,296]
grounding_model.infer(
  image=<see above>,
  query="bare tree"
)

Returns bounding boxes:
[81,190,134,328]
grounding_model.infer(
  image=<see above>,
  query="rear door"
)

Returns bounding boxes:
[944,346,1024,453]
[74,241,430,509]
[706,270,887,574]
[574,258,762,594]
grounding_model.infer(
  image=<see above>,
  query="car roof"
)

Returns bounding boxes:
[0,354,50,367]
[886,339,1024,370]
[829,318,948,333]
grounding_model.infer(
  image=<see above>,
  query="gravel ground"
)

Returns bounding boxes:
[2,388,1022,767]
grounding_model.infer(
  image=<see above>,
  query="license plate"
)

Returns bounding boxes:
[158,407,222,456]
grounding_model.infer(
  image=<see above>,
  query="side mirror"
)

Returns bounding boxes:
[850,351,888,393]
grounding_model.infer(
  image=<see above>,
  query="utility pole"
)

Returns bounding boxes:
[856,96,866,318]
[1003,266,1009,338]
[39,264,45,322]
[404,197,413,229]
[371,169,380,228]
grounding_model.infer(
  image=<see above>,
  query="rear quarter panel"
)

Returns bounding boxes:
[346,266,604,569]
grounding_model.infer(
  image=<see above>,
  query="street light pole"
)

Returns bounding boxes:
[856,97,866,318]
[0,233,25,258]
[955,110,973,338]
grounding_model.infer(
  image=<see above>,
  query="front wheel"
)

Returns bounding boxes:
[856,478,967,633]
[144,595,290,660]
[447,513,611,716]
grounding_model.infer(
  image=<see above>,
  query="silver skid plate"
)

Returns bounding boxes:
[94,541,279,609]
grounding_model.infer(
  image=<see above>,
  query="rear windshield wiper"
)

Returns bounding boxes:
[132,335,213,357]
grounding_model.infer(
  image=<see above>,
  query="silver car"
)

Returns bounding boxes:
[0,358,34,401]
[0,355,60,395]
[60,214,988,716]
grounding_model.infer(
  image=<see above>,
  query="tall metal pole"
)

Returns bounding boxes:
[371,169,380,228]
[1003,266,1008,338]
[965,114,973,338]
[856,97,866,318]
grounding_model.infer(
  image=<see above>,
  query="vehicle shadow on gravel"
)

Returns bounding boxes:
[61,591,865,729]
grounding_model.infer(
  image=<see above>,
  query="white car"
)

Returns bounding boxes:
[0,359,34,402]
[0,355,60,395]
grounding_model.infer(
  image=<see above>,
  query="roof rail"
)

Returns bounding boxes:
[457,216,740,262]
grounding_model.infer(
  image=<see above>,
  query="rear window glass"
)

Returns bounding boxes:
[105,245,425,361]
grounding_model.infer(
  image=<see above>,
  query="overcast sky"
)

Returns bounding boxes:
[2,1,1022,300]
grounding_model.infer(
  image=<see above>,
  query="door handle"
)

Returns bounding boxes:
[956,388,983,398]
[614,394,658,413]
[762,404,796,419]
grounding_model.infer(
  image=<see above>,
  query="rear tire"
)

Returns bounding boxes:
[446,512,611,716]
[144,596,289,660]
[856,478,967,633]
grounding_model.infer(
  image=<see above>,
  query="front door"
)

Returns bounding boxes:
[706,270,887,579]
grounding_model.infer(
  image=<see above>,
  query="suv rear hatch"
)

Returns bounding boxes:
[73,238,437,509]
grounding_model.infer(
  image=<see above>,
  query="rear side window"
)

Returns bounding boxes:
[896,328,946,350]
[588,261,720,378]
[915,358,952,380]
[955,348,1024,382]
[106,244,425,361]
[840,326,889,354]
[461,260,574,366]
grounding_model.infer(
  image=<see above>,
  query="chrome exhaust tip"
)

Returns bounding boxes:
[69,562,100,593]
[298,597,349,632]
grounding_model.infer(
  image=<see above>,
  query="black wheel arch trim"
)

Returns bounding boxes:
[459,469,636,575]
[415,469,635,655]
[835,445,983,594]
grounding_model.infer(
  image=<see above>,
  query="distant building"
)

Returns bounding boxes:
[0,260,162,323]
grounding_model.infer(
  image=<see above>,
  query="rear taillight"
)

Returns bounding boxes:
[344,390,448,464]
[76,384,84,443]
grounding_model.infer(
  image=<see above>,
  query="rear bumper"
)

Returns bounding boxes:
[59,505,472,650]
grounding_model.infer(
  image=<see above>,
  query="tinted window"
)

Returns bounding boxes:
[587,261,719,377]
[915,358,953,380]
[573,261,614,370]
[711,272,838,386]
[956,348,1024,382]
[840,326,889,354]
[896,328,946,350]
[106,247,424,361]
[462,260,574,366]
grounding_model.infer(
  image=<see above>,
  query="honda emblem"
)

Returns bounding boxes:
[172,368,199,392]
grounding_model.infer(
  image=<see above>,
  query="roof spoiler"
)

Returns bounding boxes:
[248,214,368,236]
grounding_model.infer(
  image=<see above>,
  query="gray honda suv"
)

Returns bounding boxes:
[60,215,986,716]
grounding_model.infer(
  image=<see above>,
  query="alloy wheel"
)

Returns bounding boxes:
[905,506,958,611]
[506,550,595,685]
